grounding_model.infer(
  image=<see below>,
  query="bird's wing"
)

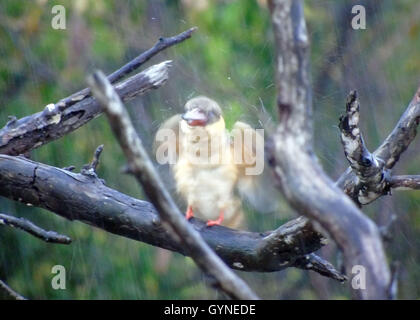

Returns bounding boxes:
[230,121,279,214]
[153,114,182,163]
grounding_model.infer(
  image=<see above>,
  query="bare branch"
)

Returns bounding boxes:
[0,213,71,244]
[0,61,171,156]
[87,70,260,300]
[55,27,197,111]
[0,154,343,279]
[267,0,390,299]
[375,87,420,169]
[390,175,420,190]
[0,280,26,300]
[81,144,104,175]
[294,253,347,283]
[337,86,420,199]
[338,90,389,205]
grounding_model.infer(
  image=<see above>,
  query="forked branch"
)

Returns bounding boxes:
[88,71,260,300]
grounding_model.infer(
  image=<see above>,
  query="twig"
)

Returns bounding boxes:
[88,70,259,300]
[0,154,341,279]
[81,144,104,175]
[0,280,26,300]
[55,27,197,110]
[0,213,71,244]
[107,27,197,84]
[390,175,420,190]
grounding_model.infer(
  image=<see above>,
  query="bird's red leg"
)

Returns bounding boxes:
[206,210,224,227]
[185,206,194,220]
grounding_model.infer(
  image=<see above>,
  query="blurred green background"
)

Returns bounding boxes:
[0,0,419,299]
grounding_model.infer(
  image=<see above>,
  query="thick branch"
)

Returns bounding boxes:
[338,91,389,205]
[87,71,259,300]
[267,0,390,299]
[0,213,71,244]
[0,61,171,156]
[0,154,343,279]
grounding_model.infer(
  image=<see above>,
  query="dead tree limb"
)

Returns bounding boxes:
[0,28,197,157]
[0,154,343,279]
[294,253,347,282]
[87,70,260,300]
[267,0,390,299]
[337,86,420,200]
[0,213,71,244]
[0,61,171,156]
[338,90,389,205]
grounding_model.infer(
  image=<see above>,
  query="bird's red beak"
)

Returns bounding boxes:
[182,108,208,126]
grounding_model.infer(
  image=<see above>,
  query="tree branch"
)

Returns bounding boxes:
[0,213,71,244]
[338,90,389,205]
[267,0,390,299]
[337,86,420,199]
[54,27,197,111]
[87,70,260,299]
[0,61,171,156]
[390,175,420,190]
[294,253,347,282]
[0,154,343,279]
[0,280,26,300]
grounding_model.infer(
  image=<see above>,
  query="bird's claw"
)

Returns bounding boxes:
[206,210,224,227]
[206,219,222,227]
[185,206,194,220]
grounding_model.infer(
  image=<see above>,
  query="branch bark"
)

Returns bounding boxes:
[337,86,420,199]
[338,90,389,205]
[390,175,420,190]
[0,213,71,244]
[0,154,343,279]
[267,0,390,299]
[0,61,171,156]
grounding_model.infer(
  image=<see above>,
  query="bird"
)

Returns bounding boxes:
[154,96,266,228]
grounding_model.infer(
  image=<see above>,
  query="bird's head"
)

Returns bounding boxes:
[182,96,222,127]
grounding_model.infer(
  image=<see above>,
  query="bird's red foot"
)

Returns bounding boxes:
[185,206,194,220]
[206,211,224,227]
